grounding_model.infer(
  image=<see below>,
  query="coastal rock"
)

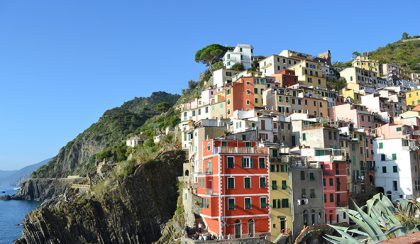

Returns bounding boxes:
[14,177,84,202]
[16,150,185,244]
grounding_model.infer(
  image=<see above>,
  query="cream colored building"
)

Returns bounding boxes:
[259,54,300,76]
[340,67,378,90]
[352,55,380,75]
[289,60,327,88]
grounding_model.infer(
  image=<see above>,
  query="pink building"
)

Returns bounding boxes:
[330,104,375,129]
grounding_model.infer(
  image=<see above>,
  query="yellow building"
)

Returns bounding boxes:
[352,55,380,75]
[340,84,366,104]
[254,77,270,108]
[289,60,327,88]
[406,89,420,107]
[269,151,292,242]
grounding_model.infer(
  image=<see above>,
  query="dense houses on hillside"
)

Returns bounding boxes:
[177,44,420,243]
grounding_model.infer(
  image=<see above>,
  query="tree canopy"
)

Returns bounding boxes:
[195,44,229,67]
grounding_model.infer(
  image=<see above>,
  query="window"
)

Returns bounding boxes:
[227,177,235,189]
[282,180,287,189]
[246,89,251,94]
[329,178,334,186]
[226,89,231,95]
[300,171,305,180]
[260,177,266,188]
[228,198,235,210]
[381,154,386,161]
[286,97,289,103]
[227,157,234,168]
[281,199,289,208]
[392,153,397,160]
[260,197,267,208]
[310,189,316,198]
[279,96,282,102]
[207,143,211,151]
[393,166,398,173]
[379,142,383,149]
[246,99,250,105]
[301,189,306,198]
[245,198,252,209]
[227,99,231,105]
[244,177,251,189]
[272,180,278,190]
[393,181,398,191]
[309,172,315,181]
[396,127,402,132]
[207,161,212,174]
[302,133,307,141]
[323,178,326,186]
[330,193,334,202]
[259,158,266,168]
[382,166,387,173]
[241,157,254,168]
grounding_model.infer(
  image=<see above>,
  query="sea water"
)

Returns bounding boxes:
[0,187,38,244]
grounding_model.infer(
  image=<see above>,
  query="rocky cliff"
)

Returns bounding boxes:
[14,92,179,202]
[16,150,185,244]
[13,177,84,202]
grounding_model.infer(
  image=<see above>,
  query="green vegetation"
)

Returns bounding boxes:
[327,77,347,91]
[230,63,244,71]
[33,91,180,178]
[369,37,420,72]
[194,44,230,68]
[325,193,419,243]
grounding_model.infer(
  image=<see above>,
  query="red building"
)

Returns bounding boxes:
[195,138,270,238]
[273,69,298,88]
[321,158,349,224]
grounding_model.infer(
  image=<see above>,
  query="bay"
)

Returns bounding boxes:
[0,187,38,244]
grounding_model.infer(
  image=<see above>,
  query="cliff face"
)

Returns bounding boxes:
[14,92,179,202]
[16,150,185,244]
[13,178,84,202]
[33,92,180,179]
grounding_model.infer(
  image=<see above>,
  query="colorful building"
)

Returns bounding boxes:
[195,138,270,238]
[406,89,420,107]
[225,77,255,117]
[289,60,327,88]
[352,55,380,75]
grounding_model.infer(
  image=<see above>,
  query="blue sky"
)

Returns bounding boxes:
[0,0,419,170]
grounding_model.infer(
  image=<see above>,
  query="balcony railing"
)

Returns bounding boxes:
[215,147,264,154]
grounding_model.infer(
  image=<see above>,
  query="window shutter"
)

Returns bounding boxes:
[241,158,245,168]
[251,158,254,168]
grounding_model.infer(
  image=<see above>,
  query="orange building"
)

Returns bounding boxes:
[195,138,270,238]
[225,77,255,117]
[272,69,298,88]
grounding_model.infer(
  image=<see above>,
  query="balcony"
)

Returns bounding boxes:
[215,146,264,154]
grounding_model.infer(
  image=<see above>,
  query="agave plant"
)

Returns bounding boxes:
[325,193,419,243]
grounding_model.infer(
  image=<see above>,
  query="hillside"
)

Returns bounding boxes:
[32,91,180,178]
[0,159,50,187]
[369,38,420,72]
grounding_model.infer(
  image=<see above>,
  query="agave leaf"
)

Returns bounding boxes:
[352,201,387,241]
[347,228,370,237]
[385,225,407,236]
